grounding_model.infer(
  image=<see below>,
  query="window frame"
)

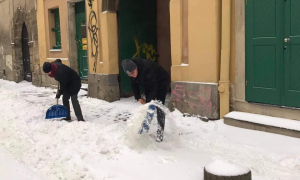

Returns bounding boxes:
[50,8,61,50]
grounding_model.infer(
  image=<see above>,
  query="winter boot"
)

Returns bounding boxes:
[61,118,72,122]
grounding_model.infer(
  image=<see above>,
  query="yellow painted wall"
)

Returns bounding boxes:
[37,0,69,67]
[44,0,68,60]
[100,11,119,74]
[170,0,221,83]
[86,0,119,75]
[39,0,119,74]
[86,0,101,73]
[37,0,47,66]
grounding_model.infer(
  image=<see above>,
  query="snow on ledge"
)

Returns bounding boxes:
[225,111,300,131]
[205,159,250,176]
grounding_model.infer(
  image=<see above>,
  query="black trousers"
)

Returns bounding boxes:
[63,92,83,120]
[145,84,168,130]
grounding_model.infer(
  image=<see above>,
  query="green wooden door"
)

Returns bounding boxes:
[246,0,300,108]
[119,0,157,94]
[75,1,88,79]
[283,0,300,107]
[246,0,284,105]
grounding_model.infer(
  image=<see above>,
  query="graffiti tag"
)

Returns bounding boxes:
[133,37,158,61]
[87,0,94,8]
[87,0,99,73]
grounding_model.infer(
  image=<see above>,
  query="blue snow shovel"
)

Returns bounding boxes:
[45,85,68,119]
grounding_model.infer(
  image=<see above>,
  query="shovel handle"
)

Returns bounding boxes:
[57,83,60,105]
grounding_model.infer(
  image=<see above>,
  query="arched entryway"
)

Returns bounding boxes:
[22,23,32,82]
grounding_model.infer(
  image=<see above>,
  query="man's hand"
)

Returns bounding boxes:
[55,93,61,99]
[138,98,146,104]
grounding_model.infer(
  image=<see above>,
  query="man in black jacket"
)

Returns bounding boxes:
[122,57,170,142]
[43,59,84,121]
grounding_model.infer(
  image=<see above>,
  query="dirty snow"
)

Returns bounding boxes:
[0,79,300,180]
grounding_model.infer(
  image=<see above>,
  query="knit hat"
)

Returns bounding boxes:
[43,62,52,73]
[121,59,137,74]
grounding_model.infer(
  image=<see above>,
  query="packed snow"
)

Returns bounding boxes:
[225,111,300,131]
[0,79,300,180]
[0,147,41,180]
[205,159,250,176]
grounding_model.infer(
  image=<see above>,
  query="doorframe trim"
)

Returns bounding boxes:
[234,0,246,104]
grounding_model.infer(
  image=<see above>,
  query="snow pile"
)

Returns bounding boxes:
[0,80,300,180]
[225,111,300,131]
[124,103,154,148]
[205,159,250,176]
[124,101,182,150]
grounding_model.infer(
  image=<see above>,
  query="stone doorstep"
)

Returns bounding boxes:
[81,79,88,84]
[224,114,300,139]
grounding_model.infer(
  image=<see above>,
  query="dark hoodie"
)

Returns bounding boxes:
[53,59,81,95]
[129,58,170,103]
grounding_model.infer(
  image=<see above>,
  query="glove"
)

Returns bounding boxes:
[55,93,61,99]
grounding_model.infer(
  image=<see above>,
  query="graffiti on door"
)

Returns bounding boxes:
[172,84,212,114]
[87,0,99,73]
[133,37,158,61]
[87,0,94,8]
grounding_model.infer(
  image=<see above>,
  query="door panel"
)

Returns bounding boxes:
[246,0,283,105]
[253,0,276,38]
[119,0,157,94]
[75,1,88,79]
[283,0,300,107]
[254,46,276,89]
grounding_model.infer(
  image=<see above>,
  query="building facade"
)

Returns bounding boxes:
[37,0,171,103]
[2,0,299,126]
[170,0,300,124]
[0,0,40,86]
[233,0,300,121]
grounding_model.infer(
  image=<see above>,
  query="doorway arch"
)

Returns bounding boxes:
[21,23,32,82]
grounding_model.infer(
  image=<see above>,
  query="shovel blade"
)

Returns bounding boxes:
[45,105,68,119]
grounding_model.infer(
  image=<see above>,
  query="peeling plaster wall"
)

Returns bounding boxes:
[0,0,40,85]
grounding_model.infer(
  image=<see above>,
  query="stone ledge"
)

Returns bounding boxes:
[224,117,300,139]
[234,100,300,121]
[88,73,118,86]
[171,81,220,119]
[88,73,120,102]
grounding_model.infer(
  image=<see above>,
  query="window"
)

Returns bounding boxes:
[51,8,61,49]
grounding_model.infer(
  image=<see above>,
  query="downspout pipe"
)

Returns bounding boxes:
[218,0,231,118]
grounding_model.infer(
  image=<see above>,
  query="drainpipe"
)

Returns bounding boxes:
[218,0,231,118]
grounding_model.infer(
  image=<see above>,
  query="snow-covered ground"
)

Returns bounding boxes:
[0,79,300,180]
[0,147,41,180]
